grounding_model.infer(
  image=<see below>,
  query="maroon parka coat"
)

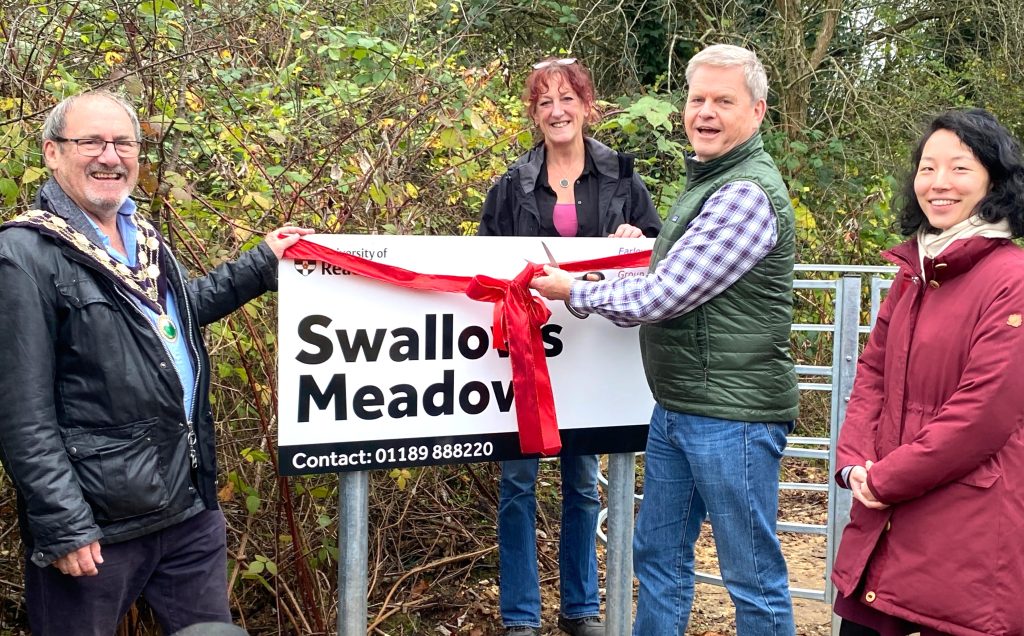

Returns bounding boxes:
[833,236,1024,636]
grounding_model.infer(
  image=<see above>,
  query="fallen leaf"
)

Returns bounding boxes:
[218,481,235,502]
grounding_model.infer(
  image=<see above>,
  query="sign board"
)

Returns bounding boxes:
[277,235,655,475]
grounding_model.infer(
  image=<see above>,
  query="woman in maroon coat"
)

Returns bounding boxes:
[833,109,1024,636]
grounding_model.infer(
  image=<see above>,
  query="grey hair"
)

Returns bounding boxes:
[41,90,142,142]
[685,44,768,103]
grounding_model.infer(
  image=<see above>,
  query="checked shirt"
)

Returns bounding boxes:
[570,180,777,327]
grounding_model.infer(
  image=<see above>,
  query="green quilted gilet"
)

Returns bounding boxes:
[639,133,798,422]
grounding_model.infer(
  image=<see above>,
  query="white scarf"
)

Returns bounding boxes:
[917,215,1012,280]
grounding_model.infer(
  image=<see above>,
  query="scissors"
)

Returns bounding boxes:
[540,241,605,319]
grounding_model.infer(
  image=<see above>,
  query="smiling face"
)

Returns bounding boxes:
[684,64,766,162]
[43,95,139,224]
[914,128,991,231]
[532,79,589,149]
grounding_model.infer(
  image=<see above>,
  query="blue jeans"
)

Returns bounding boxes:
[498,455,601,628]
[633,406,795,636]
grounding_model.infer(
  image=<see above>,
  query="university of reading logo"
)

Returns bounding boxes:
[294,260,317,276]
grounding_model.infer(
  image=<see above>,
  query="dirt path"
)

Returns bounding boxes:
[450,487,835,635]
[687,524,832,635]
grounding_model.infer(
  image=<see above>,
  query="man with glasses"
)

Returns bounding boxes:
[0,90,310,633]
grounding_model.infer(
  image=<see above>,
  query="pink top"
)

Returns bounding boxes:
[552,202,578,237]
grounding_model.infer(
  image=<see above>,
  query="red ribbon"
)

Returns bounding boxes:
[283,238,651,455]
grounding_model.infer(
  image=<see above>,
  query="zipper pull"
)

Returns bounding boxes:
[186,420,198,468]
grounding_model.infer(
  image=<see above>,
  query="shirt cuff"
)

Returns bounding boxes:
[568,279,587,310]
[838,465,855,489]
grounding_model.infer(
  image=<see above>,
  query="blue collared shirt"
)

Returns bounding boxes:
[83,200,197,419]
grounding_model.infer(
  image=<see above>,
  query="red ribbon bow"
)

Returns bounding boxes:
[283,238,651,455]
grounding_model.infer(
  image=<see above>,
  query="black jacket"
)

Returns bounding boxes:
[477,137,662,237]
[0,180,277,566]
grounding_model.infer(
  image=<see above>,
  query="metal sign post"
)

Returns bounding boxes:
[605,452,637,636]
[337,470,369,635]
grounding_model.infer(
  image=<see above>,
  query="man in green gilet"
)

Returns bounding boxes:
[531,44,797,635]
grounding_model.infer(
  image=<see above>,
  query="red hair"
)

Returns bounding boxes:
[523,58,600,125]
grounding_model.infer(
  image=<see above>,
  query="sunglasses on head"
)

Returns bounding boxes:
[532,57,577,70]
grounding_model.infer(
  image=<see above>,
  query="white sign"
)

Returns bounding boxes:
[277,235,655,475]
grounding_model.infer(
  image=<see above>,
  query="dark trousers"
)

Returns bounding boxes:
[840,620,881,636]
[839,618,950,636]
[26,509,232,635]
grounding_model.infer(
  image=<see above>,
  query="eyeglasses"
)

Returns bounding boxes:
[51,137,143,158]
[532,57,577,70]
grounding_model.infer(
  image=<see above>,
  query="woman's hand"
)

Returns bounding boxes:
[609,223,644,238]
[849,461,889,510]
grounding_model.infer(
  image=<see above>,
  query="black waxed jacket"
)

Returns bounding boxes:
[477,137,662,238]
[0,180,278,566]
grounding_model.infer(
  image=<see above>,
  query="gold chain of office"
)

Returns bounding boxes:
[12,209,164,310]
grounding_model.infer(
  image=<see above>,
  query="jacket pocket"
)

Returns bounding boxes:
[955,459,1001,489]
[62,417,171,523]
[56,278,114,309]
[696,306,710,378]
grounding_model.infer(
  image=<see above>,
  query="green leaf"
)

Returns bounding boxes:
[246,494,260,514]
[164,171,188,188]
[0,178,18,205]
[137,0,178,15]
[21,167,46,186]
[438,128,460,149]
[368,183,387,206]
[241,447,270,463]
[250,192,273,210]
